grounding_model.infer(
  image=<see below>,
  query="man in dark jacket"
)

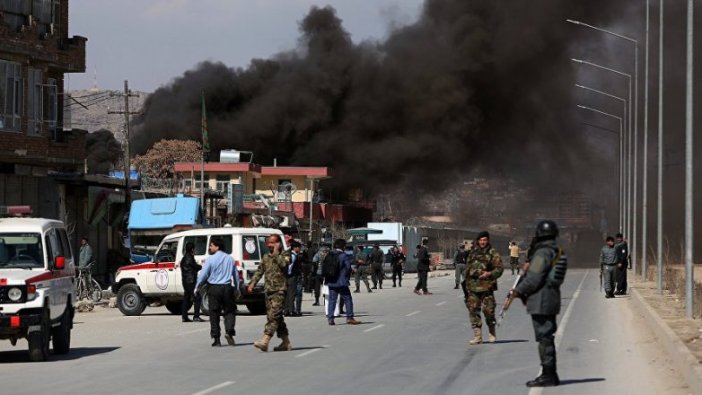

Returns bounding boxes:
[614,233,628,295]
[180,242,203,322]
[512,220,567,387]
[284,241,303,316]
[414,240,432,295]
[325,239,362,326]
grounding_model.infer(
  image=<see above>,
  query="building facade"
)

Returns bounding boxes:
[0,0,87,174]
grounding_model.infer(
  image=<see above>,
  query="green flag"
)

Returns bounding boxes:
[201,92,210,156]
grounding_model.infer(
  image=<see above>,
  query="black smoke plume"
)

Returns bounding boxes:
[132,1,627,196]
[86,129,123,174]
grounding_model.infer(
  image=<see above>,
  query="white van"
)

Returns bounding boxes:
[0,217,75,361]
[112,227,285,316]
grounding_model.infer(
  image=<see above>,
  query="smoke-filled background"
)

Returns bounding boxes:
[130,0,702,261]
[132,1,627,192]
[86,129,123,174]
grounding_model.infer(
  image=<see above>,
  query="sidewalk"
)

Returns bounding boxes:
[630,279,702,395]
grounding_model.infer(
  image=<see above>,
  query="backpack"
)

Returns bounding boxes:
[321,251,341,281]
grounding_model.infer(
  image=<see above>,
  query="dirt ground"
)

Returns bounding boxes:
[630,277,702,365]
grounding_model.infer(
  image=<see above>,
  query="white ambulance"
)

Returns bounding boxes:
[0,216,75,361]
[112,227,285,316]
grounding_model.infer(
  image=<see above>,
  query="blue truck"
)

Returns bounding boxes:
[127,194,202,263]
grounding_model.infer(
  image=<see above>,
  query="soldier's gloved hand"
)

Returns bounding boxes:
[247,284,254,294]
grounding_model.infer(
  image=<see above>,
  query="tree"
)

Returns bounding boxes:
[132,139,202,179]
[86,129,123,174]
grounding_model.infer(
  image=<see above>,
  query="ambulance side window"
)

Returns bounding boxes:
[58,229,72,259]
[155,240,178,263]
[213,235,233,255]
[183,236,207,255]
[242,236,260,260]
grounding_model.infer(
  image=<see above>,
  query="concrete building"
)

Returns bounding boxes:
[173,161,372,240]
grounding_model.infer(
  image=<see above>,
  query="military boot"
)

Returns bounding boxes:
[526,368,560,387]
[273,335,292,352]
[254,334,272,352]
[469,328,482,345]
[487,325,497,343]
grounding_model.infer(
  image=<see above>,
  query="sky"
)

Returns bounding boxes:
[67,0,424,93]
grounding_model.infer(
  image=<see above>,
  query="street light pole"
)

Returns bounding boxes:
[577,105,624,226]
[567,19,639,273]
[575,84,627,231]
[642,0,650,280]
[572,58,632,239]
[657,0,664,292]
[684,0,694,319]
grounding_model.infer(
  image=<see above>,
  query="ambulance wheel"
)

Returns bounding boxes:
[28,308,50,361]
[117,284,146,316]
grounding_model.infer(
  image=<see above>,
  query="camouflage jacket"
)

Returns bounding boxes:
[463,244,504,292]
[250,250,290,293]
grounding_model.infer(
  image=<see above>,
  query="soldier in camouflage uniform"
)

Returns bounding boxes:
[247,234,292,352]
[354,246,372,293]
[463,231,503,345]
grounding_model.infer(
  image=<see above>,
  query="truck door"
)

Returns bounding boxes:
[240,235,262,283]
[148,239,179,294]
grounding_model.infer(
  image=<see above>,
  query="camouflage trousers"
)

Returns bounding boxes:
[264,291,289,338]
[466,290,496,328]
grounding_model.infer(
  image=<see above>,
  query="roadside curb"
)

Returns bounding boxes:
[630,287,702,395]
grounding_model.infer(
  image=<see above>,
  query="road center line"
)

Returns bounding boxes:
[363,324,384,333]
[528,270,589,395]
[436,301,447,306]
[192,381,235,395]
[406,310,421,317]
[295,346,328,358]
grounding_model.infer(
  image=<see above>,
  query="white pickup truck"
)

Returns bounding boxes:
[0,217,75,361]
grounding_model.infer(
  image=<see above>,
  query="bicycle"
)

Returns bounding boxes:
[75,262,102,302]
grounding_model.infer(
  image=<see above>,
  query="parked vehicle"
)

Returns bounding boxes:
[0,216,75,361]
[112,227,286,316]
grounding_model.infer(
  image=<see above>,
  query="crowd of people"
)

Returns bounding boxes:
[182,222,573,388]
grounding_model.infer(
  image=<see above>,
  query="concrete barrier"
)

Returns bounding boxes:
[630,288,702,395]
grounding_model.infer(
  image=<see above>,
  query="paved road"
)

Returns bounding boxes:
[0,269,689,394]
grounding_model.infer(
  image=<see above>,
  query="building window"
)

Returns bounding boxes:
[215,175,230,192]
[44,78,58,140]
[0,60,23,132]
[27,68,43,136]
[194,174,209,191]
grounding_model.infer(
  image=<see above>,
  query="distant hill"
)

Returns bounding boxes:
[65,89,149,142]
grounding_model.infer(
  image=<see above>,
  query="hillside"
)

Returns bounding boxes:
[65,89,149,142]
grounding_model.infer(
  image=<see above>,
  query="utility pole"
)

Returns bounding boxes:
[108,80,140,207]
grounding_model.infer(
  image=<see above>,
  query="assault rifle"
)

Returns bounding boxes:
[599,264,603,293]
[496,274,523,327]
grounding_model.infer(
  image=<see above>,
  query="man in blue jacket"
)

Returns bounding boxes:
[325,239,362,326]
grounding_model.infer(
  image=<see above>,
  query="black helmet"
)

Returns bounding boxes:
[535,220,559,239]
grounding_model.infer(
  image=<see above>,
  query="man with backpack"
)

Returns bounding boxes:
[323,239,362,326]
[511,220,567,387]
